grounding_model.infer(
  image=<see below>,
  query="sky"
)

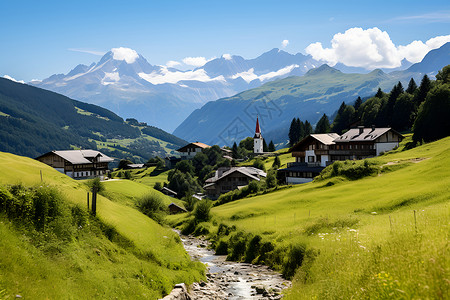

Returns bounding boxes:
[1,0,449,82]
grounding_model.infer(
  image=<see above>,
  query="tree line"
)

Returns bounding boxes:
[288,65,450,146]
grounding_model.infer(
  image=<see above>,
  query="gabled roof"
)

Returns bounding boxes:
[37,150,113,164]
[162,187,178,196]
[334,128,404,142]
[177,142,210,152]
[206,167,267,184]
[290,133,340,152]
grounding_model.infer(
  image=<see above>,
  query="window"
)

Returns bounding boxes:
[308,156,315,163]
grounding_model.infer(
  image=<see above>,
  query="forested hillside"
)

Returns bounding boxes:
[0,78,186,162]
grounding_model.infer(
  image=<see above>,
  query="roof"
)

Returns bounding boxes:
[290,133,340,152]
[168,203,187,212]
[127,164,145,169]
[37,150,113,164]
[162,187,178,195]
[254,117,262,139]
[206,167,267,184]
[334,127,404,143]
[177,142,211,152]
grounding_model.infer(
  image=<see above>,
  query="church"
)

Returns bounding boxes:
[253,116,264,154]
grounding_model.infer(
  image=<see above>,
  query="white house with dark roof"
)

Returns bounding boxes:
[279,127,404,184]
[36,150,113,179]
[204,166,266,199]
[177,142,210,159]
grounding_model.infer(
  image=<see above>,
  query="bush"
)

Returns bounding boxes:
[87,177,104,193]
[244,235,262,263]
[282,243,306,279]
[252,158,266,171]
[183,194,198,212]
[153,182,162,191]
[193,200,212,222]
[248,180,260,194]
[215,239,229,255]
[137,194,167,223]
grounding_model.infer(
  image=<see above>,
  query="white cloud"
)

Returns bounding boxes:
[101,72,120,85]
[166,60,181,68]
[231,64,299,83]
[182,57,208,67]
[222,53,232,60]
[68,48,105,56]
[111,47,139,64]
[282,40,289,48]
[138,67,225,85]
[3,75,25,84]
[305,27,450,69]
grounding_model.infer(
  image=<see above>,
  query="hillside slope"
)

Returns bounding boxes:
[0,152,203,298]
[0,77,186,162]
[173,137,450,299]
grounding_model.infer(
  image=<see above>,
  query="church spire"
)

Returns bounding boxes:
[254,116,262,139]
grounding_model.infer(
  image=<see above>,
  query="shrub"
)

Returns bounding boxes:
[215,239,229,255]
[86,177,104,193]
[183,194,198,212]
[252,158,266,171]
[244,235,262,263]
[194,200,212,222]
[137,194,167,223]
[153,182,162,191]
[282,243,306,279]
[248,180,260,194]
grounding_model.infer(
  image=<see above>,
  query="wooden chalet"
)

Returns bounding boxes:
[177,142,210,159]
[279,127,404,184]
[36,150,113,179]
[204,167,266,199]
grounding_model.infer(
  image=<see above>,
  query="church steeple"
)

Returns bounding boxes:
[254,116,262,139]
[253,116,263,154]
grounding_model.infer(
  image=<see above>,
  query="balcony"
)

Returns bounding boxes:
[291,151,305,157]
[286,162,321,168]
[329,149,376,156]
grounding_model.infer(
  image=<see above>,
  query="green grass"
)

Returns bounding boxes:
[100,179,184,207]
[0,152,203,299]
[172,136,450,299]
[238,150,294,170]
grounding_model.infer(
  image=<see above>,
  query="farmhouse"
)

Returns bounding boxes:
[177,142,210,159]
[36,150,113,179]
[278,127,404,184]
[204,166,266,199]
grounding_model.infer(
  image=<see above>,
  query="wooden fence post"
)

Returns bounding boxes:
[92,187,97,216]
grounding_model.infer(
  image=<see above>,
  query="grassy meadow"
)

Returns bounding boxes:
[170,136,450,299]
[0,153,203,299]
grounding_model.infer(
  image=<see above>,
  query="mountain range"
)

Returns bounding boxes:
[31,45,438,133]
[0,77,186,163]
[173,43,450,146]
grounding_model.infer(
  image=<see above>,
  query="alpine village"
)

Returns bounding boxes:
[0,2,449,299]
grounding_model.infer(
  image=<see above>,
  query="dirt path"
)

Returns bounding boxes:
[177,232,291,299]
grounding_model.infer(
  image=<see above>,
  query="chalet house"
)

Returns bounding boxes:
[280,133,339,184]
[177,142,210,160]
[204,167,267,199]
[279,127,403,184]
[332,127,404,159]
[36,150,113,179]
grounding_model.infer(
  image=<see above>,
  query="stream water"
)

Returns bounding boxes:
[177,232,291,299]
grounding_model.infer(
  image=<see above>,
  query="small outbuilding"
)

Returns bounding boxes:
[168,203,187,214]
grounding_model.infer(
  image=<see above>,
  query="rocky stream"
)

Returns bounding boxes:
[178,232,291,299]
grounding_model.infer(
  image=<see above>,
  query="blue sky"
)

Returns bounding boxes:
[1,0,449,81]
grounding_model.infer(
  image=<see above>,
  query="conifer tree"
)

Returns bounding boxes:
[406,78,418,94]
[232,142,238,159]
[263,139,268,152]
[272,155,281,169]
[354,96,362,111]
[268,140,276,152]
[315,114,330,133]
[304,120,313,136]
[375,87,384,98]
[414,75,431,107]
